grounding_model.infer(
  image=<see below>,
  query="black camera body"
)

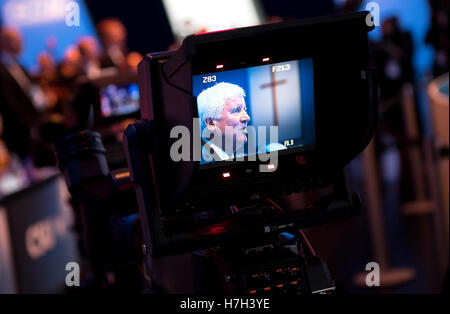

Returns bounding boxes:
[124,11,376,258]
[55,11,377,294]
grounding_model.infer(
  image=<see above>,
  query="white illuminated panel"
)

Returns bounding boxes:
[162,0,263,38]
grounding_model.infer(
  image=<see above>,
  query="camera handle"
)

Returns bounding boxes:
[124,120,199,257]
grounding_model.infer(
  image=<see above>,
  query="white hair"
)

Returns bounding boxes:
[197,82,246,137]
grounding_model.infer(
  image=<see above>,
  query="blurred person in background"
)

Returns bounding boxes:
[96,18,142,70]
[54,45,84,115]
[34,52,57,84]
[31,51,69,168]
[0,27,39,161]
[1,27,68,168]
[375,17,415,99]
[372,17,415,136]
[54,45,86,133]
[78,36,102,78]
[58,45,83,84]
[33,52,59,111]
[426,0,449,77]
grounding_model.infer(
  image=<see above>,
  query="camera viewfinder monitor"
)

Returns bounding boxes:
[192,57,315,167]
[81,70,140,126]
[100,83,140,118]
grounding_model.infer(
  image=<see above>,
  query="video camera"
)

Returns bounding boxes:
[56,11,376,294]
[124,11,376,258]
[119,11,377,294]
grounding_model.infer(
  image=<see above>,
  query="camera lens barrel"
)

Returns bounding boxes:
[55,130,109,190]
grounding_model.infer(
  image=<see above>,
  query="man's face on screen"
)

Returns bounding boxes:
[208,96,250,149]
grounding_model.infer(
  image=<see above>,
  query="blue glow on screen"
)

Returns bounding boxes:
[0,0,99,71]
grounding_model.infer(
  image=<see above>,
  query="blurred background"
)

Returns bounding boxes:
[0,0,448,294]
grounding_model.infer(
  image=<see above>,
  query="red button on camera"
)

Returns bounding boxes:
[295,155,307,165]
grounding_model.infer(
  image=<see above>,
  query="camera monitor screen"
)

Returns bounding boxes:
[99,83,140,118]
[193,58,315,166]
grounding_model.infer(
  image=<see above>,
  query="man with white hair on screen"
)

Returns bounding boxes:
[197,82,251,163]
